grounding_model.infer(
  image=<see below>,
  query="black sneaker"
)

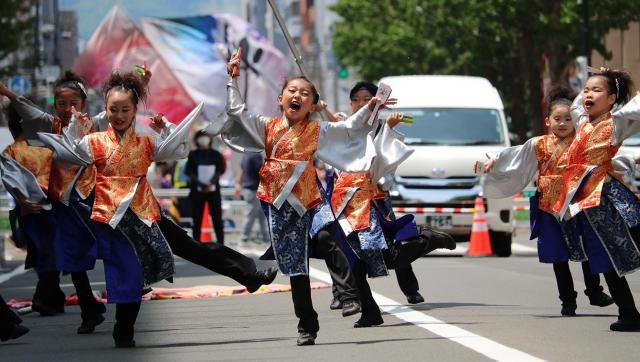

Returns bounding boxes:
[77,314,106,334]
[419,226,456,254]
[609,319,640,332]
[1,324,30,342]
[246,267,278,293]
[561,301,577,316]
[354,313,384,328]
[341,299,361,317]
[296,331,316,346]
[113,324,136,348]
[329,297,343,310]
[31,301,64,317]
[406,293,425,304]
[587,291,614,307]
[114,339,136,348]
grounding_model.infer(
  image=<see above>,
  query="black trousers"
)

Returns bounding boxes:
[353,260,381,317]
[311,227,359,303]
[0,294,21,335]
[603,272,640,321]
[33,272,65,309]
[191,190,224,244]
[113,302,141,342]
[290,275,319,334]
[552,261,603,303]
[71,272,104,319]
[395,265,420,296]
[33,271,101,319]
[157,216,258,285]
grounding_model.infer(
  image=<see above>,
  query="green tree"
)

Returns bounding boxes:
[0,0,36,78]
[331,0,640,139]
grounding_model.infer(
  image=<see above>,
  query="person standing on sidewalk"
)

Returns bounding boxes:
[185,130,226,244]
[237,152,269,243]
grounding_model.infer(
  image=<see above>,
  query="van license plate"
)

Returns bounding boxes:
[426,215,452,229]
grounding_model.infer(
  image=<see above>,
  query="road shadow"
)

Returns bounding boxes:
[318,336,447,346]
[380,302,515,313]
[141,336,289,349]
[139,325,250,333]
[533,313,617,319]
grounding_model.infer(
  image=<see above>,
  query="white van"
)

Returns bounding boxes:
[379,75,515,256]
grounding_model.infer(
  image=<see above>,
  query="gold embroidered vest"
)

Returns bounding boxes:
[48,116,97,200]
[87,125,160,224]
[562,115,624,212]
[256,117,322,211]
[4,140,53,193]
[533,134,572,214]
[331,171,385,231]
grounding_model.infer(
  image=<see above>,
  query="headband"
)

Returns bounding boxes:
[57,81,87,99]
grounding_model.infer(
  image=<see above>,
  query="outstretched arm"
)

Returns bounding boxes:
[0,81,54,145]
[480,138,539,198]
[612,93,640,145]
[202,53,268,153]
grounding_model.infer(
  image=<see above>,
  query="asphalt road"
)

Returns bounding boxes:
[1,237,639,362]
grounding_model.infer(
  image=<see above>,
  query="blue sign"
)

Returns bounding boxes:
[10,75,30,95]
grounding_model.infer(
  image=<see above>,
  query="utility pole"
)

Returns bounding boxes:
[579,0,591,64]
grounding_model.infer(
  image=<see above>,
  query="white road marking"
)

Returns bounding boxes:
[309,266,546,362]
[0,265,27,284]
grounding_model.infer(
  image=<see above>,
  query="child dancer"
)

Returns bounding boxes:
[0,73,106,334]
[557,68,640,331]
[38,71,201,347]
[0,72,276,297]
[324,82,456,327]
[208,52,399,346]
[481,86,613,316]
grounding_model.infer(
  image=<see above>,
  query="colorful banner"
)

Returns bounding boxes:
[142,14,289,119]
[74,5,289,124]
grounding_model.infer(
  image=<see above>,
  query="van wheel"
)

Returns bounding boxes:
[489,231,512,257]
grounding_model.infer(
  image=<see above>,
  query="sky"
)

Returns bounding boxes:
[59,0,243,42]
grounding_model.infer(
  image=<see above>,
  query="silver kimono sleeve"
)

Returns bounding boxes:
[204,77,267,153]
[0,153,50,208]
[92,111,109,132]
[570,92,588,129]
[482,138,539,198]
[612,94,640,145]
[370,122,414,190]
[316,104,376,172]
[154,102,204,162]
[612,153,638,191]
[13,96,55,146]
[36,114,93,167]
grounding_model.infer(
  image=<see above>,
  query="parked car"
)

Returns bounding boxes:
[379,75,514,256]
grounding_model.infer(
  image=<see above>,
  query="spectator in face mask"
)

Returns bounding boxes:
[185,130,226,244]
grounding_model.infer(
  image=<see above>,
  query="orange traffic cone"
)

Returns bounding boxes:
[468,196,492,256]
[200,203,214,243]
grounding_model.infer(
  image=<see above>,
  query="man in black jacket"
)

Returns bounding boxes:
[185,130,227,244]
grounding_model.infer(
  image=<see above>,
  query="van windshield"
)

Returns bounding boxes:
[378,108,504,146]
